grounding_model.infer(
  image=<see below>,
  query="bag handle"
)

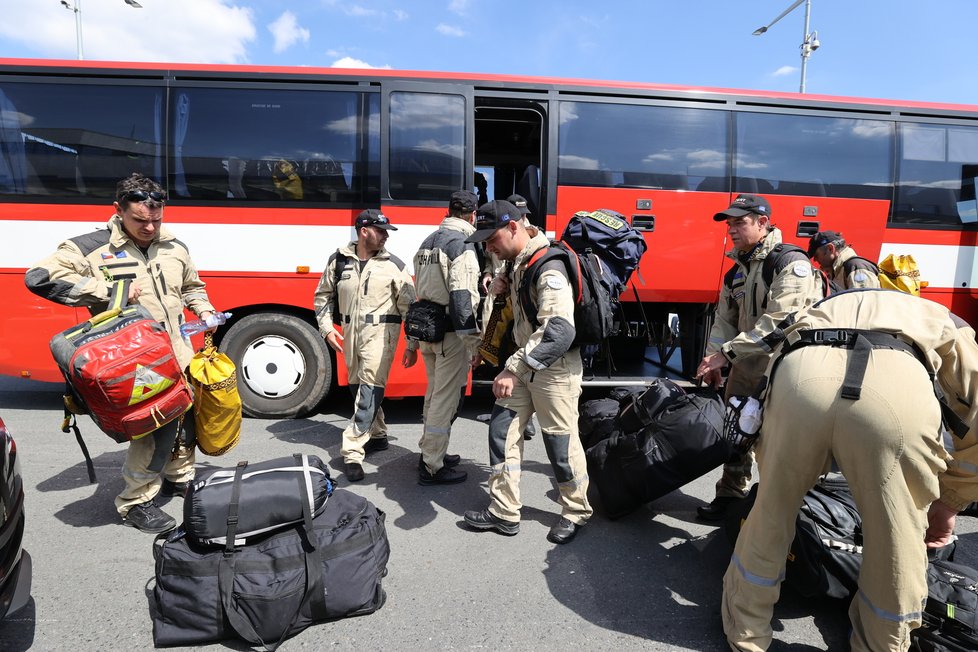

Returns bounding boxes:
[83,280,130,332]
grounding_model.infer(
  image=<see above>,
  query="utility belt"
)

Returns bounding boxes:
[340,314,402,325]
[776,328,968,438]
[781,329,923,400]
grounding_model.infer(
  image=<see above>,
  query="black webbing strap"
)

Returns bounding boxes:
[294,453,329,622]
[224,460,247,554]
[786,329,925,401]
[60,409,96,483]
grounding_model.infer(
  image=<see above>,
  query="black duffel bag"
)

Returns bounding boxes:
[586,380,728,518]
[404,299,448,343]
[911,558,978,651]
[153,478,390,651]
[184,453,333,546]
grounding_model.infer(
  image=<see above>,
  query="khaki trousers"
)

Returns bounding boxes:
[341,322,399,464]
[115,417,195,516]
[722,346,948,651]
[486,356,592,524]
[418,333,468,473]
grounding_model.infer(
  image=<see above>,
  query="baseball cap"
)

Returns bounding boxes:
[807,230,843,257]
[713,194,772,221]
[355,209,397,231]
[449,190,479,213]
[465,200,522,243]
[506,194,530,216]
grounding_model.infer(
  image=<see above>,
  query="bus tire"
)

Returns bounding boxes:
[220,312,331,419]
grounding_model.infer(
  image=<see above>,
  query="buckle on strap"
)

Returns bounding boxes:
[811,329,854,344]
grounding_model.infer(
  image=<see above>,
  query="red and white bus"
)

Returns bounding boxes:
[1,58,977,418]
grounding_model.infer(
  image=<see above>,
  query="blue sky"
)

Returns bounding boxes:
[0,0,975,106]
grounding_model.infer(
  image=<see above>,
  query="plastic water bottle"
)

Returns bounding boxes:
[180,312,231,338]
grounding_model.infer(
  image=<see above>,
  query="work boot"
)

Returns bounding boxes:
[345,462,365,482]
[696,495,745,522]
[418,464,467,486]
[160,479,190,497]
[547,517,581,544]
[363,437,389,454]
[463,508,519,536]
[418,453,461,472]
[123,501,176,534]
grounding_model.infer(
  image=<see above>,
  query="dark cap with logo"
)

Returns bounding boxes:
[506,194,530,216]
[355,209,397,231]
[807,230,844,257]
[465,200,522,243]
[713,194,772,221]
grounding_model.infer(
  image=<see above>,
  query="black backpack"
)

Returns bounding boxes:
[519,241,614,347]
[404,299,448,343]
[724,243,830,305]
[725,473,862,600]
[561,209,648,298]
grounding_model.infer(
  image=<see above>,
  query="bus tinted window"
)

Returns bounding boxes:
[893,123,978,227]
[170,87,376,203]
[736,112,893,199]
[0,82,163,199]
[558,102,728,190]
[389,92,465,201]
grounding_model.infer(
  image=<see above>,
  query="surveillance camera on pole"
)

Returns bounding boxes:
[752,0,819,93]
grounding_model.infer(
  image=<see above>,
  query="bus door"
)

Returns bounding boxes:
[472,96,547,230]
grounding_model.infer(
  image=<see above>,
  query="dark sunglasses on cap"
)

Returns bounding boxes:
[120,189,167,203]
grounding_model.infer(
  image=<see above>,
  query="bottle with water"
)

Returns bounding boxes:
[180,312,231,338]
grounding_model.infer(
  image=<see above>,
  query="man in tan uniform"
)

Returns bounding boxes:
[313,209,416,482]
[807,230,881,290]
[696,194,824,520]
[462,200,592,544]
[722,290,978,651]
[25,173,216,534]
[408,190,481,485]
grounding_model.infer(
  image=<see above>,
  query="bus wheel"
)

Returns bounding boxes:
[220,313,331,419]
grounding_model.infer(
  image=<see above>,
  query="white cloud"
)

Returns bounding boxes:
[449,0,471,15]
[436,24,466,37]
[0,0,256,64]
[331,56,392,70]
[393,9,409,21]
[772,65,797,77]
[268,11,310,54]
[347,5,379,18]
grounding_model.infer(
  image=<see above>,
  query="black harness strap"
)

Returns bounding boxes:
[785,329,923,401]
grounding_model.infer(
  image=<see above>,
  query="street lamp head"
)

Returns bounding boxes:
[124,0,143,7]
[752,26,768,36]
[60,0,70,7]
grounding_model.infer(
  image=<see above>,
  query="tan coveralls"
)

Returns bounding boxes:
[313,242,415,464]
[706,228,823,497]
[25,215,215,516]
[486,232,592,524]
[831,246,881,290]
[722,290,978,652]
[413,217,481,474]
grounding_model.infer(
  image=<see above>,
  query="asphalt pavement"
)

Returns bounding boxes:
[0,378,976,651]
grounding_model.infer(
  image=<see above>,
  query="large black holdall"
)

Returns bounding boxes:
[724,473,863,600]
[152,484,390,650]
[184,453,333,546]
[585,379,728,518]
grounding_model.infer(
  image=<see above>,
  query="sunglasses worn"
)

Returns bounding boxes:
[120,190,166,203]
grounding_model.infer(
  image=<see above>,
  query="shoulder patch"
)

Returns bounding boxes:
[545,275,567,290]
[792,262,809,277]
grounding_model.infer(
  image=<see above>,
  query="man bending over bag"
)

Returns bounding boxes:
[25,173,216,534]
[722,289,978,651]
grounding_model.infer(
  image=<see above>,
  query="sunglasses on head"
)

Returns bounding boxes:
[120,190,166,203]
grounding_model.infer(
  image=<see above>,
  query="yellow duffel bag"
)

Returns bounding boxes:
[188,333,242,456]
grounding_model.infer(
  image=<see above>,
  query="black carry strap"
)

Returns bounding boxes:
[60,412,96,483]
[219,457,328,651]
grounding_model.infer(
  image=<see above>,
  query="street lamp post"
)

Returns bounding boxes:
[60,0,143,61]
[752,0,820,93]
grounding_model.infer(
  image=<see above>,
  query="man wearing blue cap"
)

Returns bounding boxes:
[807,230,880,290]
